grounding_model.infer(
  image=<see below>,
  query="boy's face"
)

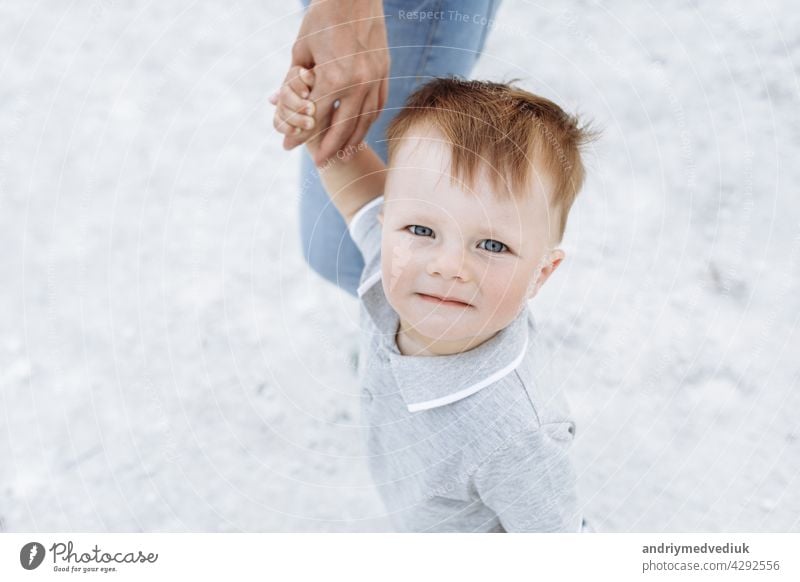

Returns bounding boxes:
[379,124,564,352]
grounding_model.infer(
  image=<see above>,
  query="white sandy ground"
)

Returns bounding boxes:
[0,0,798,532]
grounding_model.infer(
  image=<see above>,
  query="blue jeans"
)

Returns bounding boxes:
[298,0,501,297]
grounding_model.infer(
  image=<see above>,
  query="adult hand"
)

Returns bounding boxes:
[274,0,390,166]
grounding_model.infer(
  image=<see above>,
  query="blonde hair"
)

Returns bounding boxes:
[385,77,597,241]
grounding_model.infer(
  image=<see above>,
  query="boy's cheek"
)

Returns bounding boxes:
[383,236,415,294]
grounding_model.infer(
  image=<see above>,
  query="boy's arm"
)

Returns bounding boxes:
[306,140,387,226]
[471,422,581,532]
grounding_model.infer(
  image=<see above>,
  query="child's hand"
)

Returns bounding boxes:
[269,66,318,148]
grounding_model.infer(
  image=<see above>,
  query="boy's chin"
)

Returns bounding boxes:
[391,297,480,335]
[402,316,478,343]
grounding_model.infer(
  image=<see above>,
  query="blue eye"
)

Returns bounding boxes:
[478,239,508,253]
[408,225,434,237]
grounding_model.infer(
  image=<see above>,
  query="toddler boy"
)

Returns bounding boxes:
[271,68,595,532]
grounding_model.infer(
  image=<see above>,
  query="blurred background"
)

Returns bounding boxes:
[1,0,798,532]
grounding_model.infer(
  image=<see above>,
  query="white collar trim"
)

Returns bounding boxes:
[405,333,529,412]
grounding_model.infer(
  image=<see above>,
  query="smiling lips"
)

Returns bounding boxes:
[416,293,473,308]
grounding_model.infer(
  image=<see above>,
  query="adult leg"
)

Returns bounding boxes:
[298,0,502,297]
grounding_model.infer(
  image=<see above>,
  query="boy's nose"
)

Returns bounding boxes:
[426,245,470,281]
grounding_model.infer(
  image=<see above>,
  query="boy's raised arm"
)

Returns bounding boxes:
[306,140,387,226]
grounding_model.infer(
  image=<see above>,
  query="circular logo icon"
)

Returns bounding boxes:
[20,542,46,570]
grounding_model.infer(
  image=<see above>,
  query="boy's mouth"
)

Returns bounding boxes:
[415,293,473,308]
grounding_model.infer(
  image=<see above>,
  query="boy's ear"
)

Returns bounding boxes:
[527,248,565,299]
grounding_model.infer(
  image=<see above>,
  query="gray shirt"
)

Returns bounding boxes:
[349,196,584,533]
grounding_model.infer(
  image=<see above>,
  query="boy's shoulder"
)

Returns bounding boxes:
[463,321,577,467]
[513,316,574,427]
[472,313,574,434]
